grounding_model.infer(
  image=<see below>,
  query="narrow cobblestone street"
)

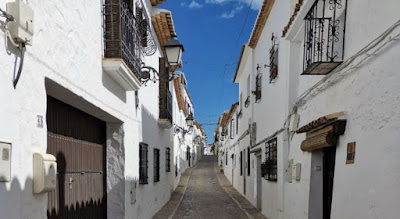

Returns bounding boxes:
[155,156,250,219]
[173,156,248,219]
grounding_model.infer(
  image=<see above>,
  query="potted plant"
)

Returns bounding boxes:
[261,158,275,180]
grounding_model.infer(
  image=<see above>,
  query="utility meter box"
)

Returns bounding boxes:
[0,142,11,182]
[6,0,34,44]
[292,163,301,181]
[33,153,57,194]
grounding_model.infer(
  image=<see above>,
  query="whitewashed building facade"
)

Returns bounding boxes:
[0,0,205,218]
[214,0,400,218]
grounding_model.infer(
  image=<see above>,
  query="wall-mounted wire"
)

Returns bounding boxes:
[1,7,27,88]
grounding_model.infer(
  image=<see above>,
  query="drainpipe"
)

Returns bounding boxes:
[251,48,256,148]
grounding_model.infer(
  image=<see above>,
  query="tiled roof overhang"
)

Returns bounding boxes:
[248,0,275,48]
[151,9,183,70]
[233,44,246,83]
[151,0,167,6]
[282,0,304,37]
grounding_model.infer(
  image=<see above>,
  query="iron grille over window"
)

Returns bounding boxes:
[187,146,190,161]
[226,150,228,165]
[255,72,262,102]
[270,34,278,82]
[103,0,142,78]
[265,138,277,181]
[247,147,250,176]
[303,0,347,75]
[154,148,160,182]
[240,151,243,176]
[230,119,234,139]
[166,148,171,172]
[139,142,149,184]
[175,157,178,177]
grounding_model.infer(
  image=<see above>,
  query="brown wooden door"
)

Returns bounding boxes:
[46,96,107,219]
[323,146,336,219]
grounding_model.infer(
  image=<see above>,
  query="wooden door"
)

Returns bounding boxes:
[46,96,107,219]
[323,146,336,219]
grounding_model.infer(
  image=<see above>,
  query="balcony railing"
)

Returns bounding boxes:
[302,0,347,75]
[103,0,141,78]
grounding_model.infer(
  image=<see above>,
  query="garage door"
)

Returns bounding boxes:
[46,96,107,219]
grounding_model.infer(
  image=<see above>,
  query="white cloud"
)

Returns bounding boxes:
[189,1,203,8]
[221,5,243,19]
[180,2,186,6]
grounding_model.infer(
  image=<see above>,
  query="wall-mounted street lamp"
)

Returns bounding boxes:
[139,35,184,85]
[164,35,184,67]
[174,114,194,136]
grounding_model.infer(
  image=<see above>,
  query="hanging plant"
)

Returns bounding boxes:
[261,159,275,179]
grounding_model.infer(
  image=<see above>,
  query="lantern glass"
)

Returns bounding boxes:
[186,114,193,127]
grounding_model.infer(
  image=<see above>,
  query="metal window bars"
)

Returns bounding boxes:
[302,0,347,75]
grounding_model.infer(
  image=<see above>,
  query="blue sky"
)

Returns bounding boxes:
[161,0,262,144]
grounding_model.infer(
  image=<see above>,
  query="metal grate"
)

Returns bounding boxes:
[166,148,171,172]
[303,0,347,75]
[139,143,149,184]
[265,138,277,181]
[154,148,160,182]
[103,0,142,78]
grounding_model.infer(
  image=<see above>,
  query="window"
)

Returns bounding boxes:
[154,148,160,182]
[240,151,243,176]
[230,119,234,139]
[186,146,190,161]
[246,75,250,99]
[247,147,250,176]
[226,149,228,165]
[270,33,278,82]
[255,65,262,102]
[135,91,139,109]
[166,148,171,172]
[302,0,347,75]
[236,113,239,135]
[175,157,178,177]
[265,138,277,181]
[139,143,149,184]
[240,93,243,112]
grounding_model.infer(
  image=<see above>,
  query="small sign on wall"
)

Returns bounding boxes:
[37,115,43,128]
[346,142,356,164]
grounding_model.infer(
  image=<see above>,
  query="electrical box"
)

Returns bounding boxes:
[33,153,57,194]
[0,142,11,182]
[289,114,299,132]
[292,163,301,181]
[6,0,34,44]
[286,159,293,183]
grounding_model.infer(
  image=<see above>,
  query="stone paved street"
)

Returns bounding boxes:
[173,156,248,219]
[154,155,249,219]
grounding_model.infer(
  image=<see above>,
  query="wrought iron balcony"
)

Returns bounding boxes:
[103,0,142,90]
[302,0,347,75]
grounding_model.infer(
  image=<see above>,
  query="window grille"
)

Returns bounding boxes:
[265,138,277,181]
[247,147,250,176]
[154,148,160,182]
[240,151,243,176]
[166,148,171,172]
[139,143,149,184]
[230,119,234,139]
[302,0,347,75]
[270,33,278,82]
[255,64,262,102]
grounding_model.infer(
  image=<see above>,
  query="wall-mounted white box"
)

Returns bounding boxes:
[286,159,293,183]
[6,0,34,44]
[292,163,301,181]
[33,153,57,194]
[0,142,11,182]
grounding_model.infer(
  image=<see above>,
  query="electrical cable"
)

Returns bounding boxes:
[13,43,26,88]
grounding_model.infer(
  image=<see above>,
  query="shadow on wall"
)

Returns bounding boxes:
[102,72,127,103]
[48,152,106,218]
